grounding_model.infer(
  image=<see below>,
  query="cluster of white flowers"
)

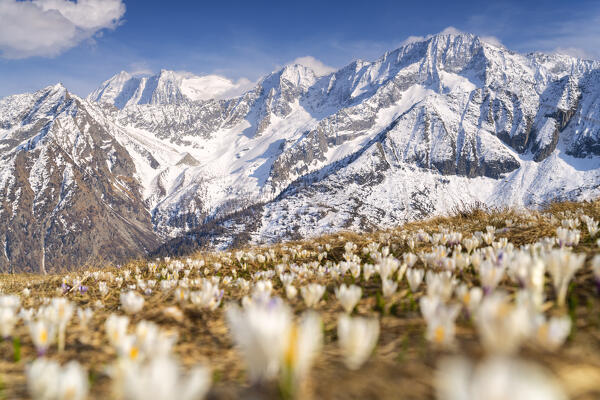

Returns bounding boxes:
[1,207,598,399]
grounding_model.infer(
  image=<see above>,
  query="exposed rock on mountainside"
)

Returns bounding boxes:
[2,32,600,270]
[0,85,159,272]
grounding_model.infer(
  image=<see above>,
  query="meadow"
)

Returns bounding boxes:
[1,201,600,399]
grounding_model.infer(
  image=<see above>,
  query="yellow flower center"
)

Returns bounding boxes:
[284,325,299,368]
[39,329,47,344]
[434,326,445,344]
[462,293,470,305]
[129,346,139,360]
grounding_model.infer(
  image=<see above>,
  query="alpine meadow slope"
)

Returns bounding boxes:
[1,32,600,271]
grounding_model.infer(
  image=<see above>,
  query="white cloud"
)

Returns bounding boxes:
[289,56,336,76]
[553,47,593,60]
[480,35,504,48]
[521,13,600,61]
[127,62,153,76]
[400,35,427,46]
[438,26,463,36]
[180,73,255,101]
[0,0,126,59]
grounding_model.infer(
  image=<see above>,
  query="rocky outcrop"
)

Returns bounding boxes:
[0,87,159,273]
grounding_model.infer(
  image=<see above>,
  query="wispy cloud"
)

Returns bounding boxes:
[0,0,126,59]
[287,56,336,76]
[463,2,600,60]
[519,13,600,60]
[127,61,153,76]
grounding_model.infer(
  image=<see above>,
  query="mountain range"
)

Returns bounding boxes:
[1,32,600,272]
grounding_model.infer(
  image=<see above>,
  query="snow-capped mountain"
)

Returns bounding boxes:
[88,69,253,108]
[2,32,600,271]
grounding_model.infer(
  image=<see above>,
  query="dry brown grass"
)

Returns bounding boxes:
[1,200,600,399]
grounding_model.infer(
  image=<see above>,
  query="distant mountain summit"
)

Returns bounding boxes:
[88,69,252,108]
[2,32,600,271]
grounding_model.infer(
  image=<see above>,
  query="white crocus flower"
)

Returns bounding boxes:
[335,284,362,313]
[420,296,461,348]
[134,320,178,360]
[117,334,142,362]
[544,249,585,307]
[0,307,18,339]
[510,253,546,309]
[404,252,418,267]
[585,218,599,237]
[455,284,483,314]
[479,260,505,293]
[19,308,35,324]
[426,271,456,301]
[48,298,74,352]
[174,287,189,304]
[406,268,425,292]
[29,319,56,356]
[27,359,87,400]
[436,356,567,400]
[425,304,461,348]
[225,297,292,383]
[396,263,408,281]
[556,227,580,247]
[420,295,443,323]
[474,292,533,354]
[122,356,211,400]
[98,282,109,297]
[337,315,379,370]
[281,312,323,394]
[190,279,223,310]
[382,279,398,298]
[377,257,400,281]
[285,284,298,300]
[349,262,361,279]
[301,284,326,308]
[535,315,571,351]
[253,280,273,297]
[27,358,60,400]
[280,273,295,287]
[120,291,144,314]
[77,308,93,329]
[57,361,89,400]
[363,264,376,281]
[106,314,130,348]
[0,294,21,309]
[462,237,479,254]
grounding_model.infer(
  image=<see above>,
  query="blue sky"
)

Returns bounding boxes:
[1,0,600,97]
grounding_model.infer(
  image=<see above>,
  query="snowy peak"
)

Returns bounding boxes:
[260,64,320,91]
[88,69,253,109]
[0,83,70,136]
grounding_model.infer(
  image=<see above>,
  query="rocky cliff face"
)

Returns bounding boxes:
[0,85,159,272]
[2,32,600,270]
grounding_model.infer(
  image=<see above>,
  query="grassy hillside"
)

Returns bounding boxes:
[1,200,600,399]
